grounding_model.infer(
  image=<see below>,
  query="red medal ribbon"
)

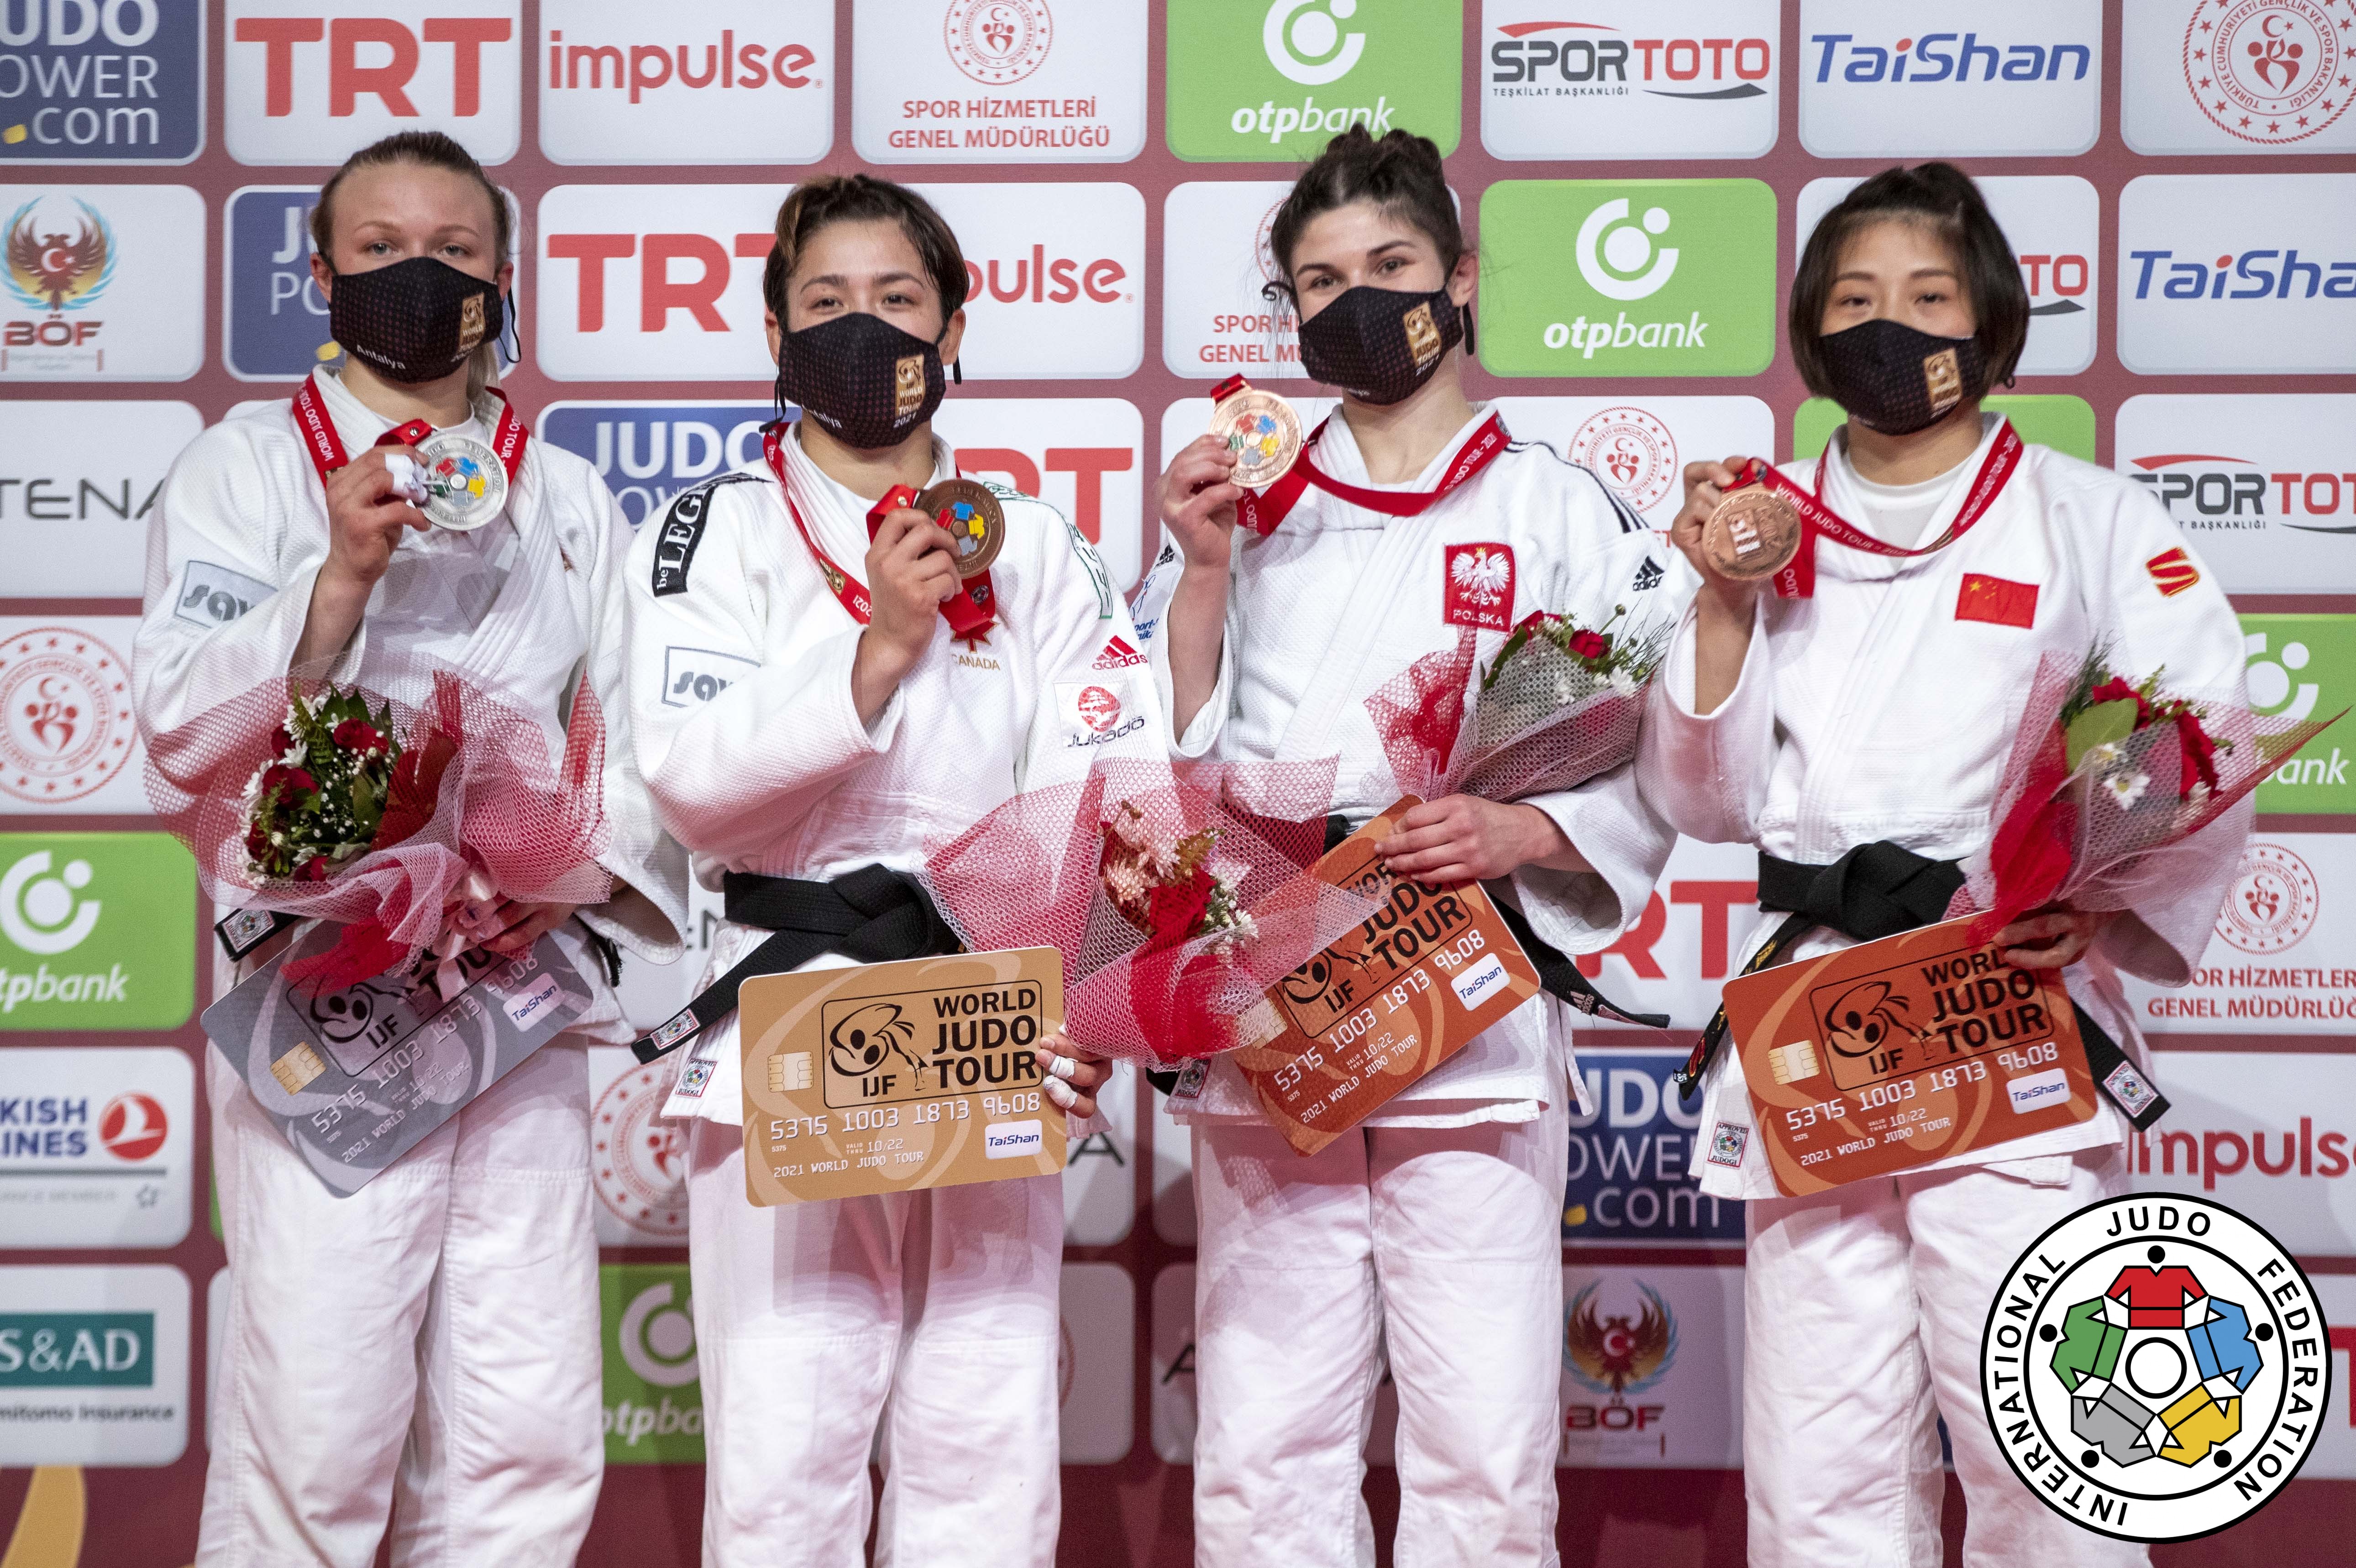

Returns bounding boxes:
[1238,410,1510,537]
[1752,420,2024,599]
[760,424,997,645]
[288,376,529,491]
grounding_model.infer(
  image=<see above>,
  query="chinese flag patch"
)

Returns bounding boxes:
[2146,547,2201,598]
[1443,543,1516,631]
[1955,574,2039,629]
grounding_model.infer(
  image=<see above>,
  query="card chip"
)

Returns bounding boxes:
[769,1051,812,1093]
[270,1042,326,1094]
[1769,1040,1820,1085]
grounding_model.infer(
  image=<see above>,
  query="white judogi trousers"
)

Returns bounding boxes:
[1742,1146,2150,1568]
[199,1042,601,1568]
[1190,1105,1570,1568]
[685,1120,1064,1568]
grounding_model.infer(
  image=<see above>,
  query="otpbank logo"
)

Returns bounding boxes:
[1796,0,2103,157]
[0,834,194,1030]
[2118,174,2356,374]
[1479,179,1775,378]
[225,0,523,165]
[1166,0,1463,161]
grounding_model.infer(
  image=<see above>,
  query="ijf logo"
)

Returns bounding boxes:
[946,0,1052,84]
[2216,842,2320,955]
[1982,1195,2329,1542]
[0,627,131,803]
[2,194,111,363]
[591,1061,687,1237]
[2183,0,2355,146]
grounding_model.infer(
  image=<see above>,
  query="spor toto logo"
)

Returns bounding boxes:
[1567,406,1678,514]
[1265,0,1365,85]
[98,1093,167,1163]
[2184,0,2355,146]
[0,629,133,805]
[1575,199,1677,301]
[2215,843,2319,954]
[945,0,1052,86]
[1981,1195,2329,1542]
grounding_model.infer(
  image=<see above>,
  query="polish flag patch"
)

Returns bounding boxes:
[1954,573,2040,629]
[1091,635,1146,669]
[2146,547,2201,598]
[1443,543,1516,631]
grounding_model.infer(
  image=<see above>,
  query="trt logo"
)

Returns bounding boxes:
[226,1,522,165]
[1796,0,2103,157]
[536,184,778,381]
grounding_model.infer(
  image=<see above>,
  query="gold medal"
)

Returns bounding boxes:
[916,477,1005,579]
[1703,485,1802,582]
[413,432,507,532]
[1211,385,1304,491]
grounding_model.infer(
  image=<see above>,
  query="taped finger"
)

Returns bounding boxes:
[1044,1076,1079,1110]
[1045,1051,1079,1081]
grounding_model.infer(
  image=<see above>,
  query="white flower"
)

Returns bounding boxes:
[1608,668,1639,698]
[2101,771,2150,810]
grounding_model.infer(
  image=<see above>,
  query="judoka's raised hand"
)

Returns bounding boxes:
[1377,795,1590,886]
[1030,1030,1113,1123]
[1994,907,2108,970]
[1668,453,1765,716]
[1157,435,1247,734]
[295,446,433,667]
[852,505,961,726]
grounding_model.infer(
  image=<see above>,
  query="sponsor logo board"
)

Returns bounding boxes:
[2241,614,2356,812]
[853,0,1145,163]
[0,621,150,814]
[1796,0,2104,157]
[914,182,1143,380]
[2128,1050,2356,1256]
[1794,395,2098,465]
[1149,1085,1196,1245]
[0,1047,191,1248]
[224,0,522,166]
[588,1047,689,1247]
[1542,835,1767,1032]
[1061,1063,1134,1247]
[0,182,199,378]
[2116,394,2356,593]
[1478,178,1776,379]
[1798,175,2098,377]
[1490,396,1773,530]
[2119,173,2356,375]
[0,398,198,595]
[2124,0,2356,156]
[1058,1262,1133,1463]
[1166,0,1463,162]
[0,0,204,163]
[1161,179,1305,380]
[0,834,195,1030]
[600,1263,704,1463]
[1564,1049,1744,1246]
[540,0,831,165]
[936,396,1144,589]
[538,400,774,530]
[1559,1265,1743,1468]
[2123,835,2356,1034]
[1480,0,1778,161]
[0,1264,188,1465]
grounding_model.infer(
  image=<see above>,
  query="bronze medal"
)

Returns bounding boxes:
[917,477,1006,579]
[1703,485,1801,582]
[1211,385,1304,490]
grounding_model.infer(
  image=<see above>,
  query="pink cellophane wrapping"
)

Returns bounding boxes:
[1950,650,2338,940]
[923,758,1385,1069]
[1366,622,1667,805]
[143,656,613,990]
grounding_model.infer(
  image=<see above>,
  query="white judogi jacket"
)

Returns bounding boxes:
[1138,407,1684,1127]
[1642,416,2252,1200]
[623,426,1166,1126]
[132,367,688,1022]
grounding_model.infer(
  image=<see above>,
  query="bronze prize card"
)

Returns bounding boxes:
[1232,799,1544,1157]
[740,949,1066,1206]
[1721,917,2098,1197]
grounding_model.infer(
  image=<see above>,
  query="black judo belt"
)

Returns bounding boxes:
[1671,843,2169,1131]
[1145,813,1666,1096]
[631,865,959,1064]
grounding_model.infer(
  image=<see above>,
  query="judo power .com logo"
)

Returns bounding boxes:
[1980,1195,2330,1543]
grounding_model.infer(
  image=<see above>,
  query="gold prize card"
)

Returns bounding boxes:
[740,948,1066,1206]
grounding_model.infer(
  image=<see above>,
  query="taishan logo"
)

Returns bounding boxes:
[1490,21,1769,100]
[2182,0,2355,146]
[1808,30,2093,84]
[2129,246,2356,300]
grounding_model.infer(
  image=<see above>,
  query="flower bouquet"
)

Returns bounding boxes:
[1955,646,2341,942]
[924,758,1385,1069]
[1366,604,1672,805]
[146,656,612,994]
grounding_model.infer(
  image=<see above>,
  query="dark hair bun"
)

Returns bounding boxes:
[1270,126,1460,288]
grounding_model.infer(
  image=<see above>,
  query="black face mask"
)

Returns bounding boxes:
[776,311,951,451]
[1294,285,1468,406]
[1816,317,1988,435]
[327,257,504,384]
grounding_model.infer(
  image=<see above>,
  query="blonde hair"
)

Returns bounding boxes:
[312,131,511,403]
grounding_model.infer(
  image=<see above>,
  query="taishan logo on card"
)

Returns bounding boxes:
[2183,0,2355,146]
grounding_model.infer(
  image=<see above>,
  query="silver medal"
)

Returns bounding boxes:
[412,432,507,532]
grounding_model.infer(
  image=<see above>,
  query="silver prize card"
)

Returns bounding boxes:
[200,922,597,1195]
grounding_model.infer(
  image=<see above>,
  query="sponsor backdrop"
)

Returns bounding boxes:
[0,2,2350,1563]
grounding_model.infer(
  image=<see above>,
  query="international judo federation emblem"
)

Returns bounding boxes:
[4,198,114,315]
[1982,1195,2329,1543]
[1563,1280,1678,1400]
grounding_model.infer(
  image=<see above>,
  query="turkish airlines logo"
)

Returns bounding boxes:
[1575,198,1677,301]
[1265,0,1365,85]
[98,1092,167,1161]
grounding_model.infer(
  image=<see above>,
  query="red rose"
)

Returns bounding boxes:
[332,718,386,754]
[245,828,269,858]
[271,725,294,755]
[297,856,332,882]
[1567,629,1609,660]
[262,765,319,797]
[1146,869,1216,946]
[2086,677,2153,727]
